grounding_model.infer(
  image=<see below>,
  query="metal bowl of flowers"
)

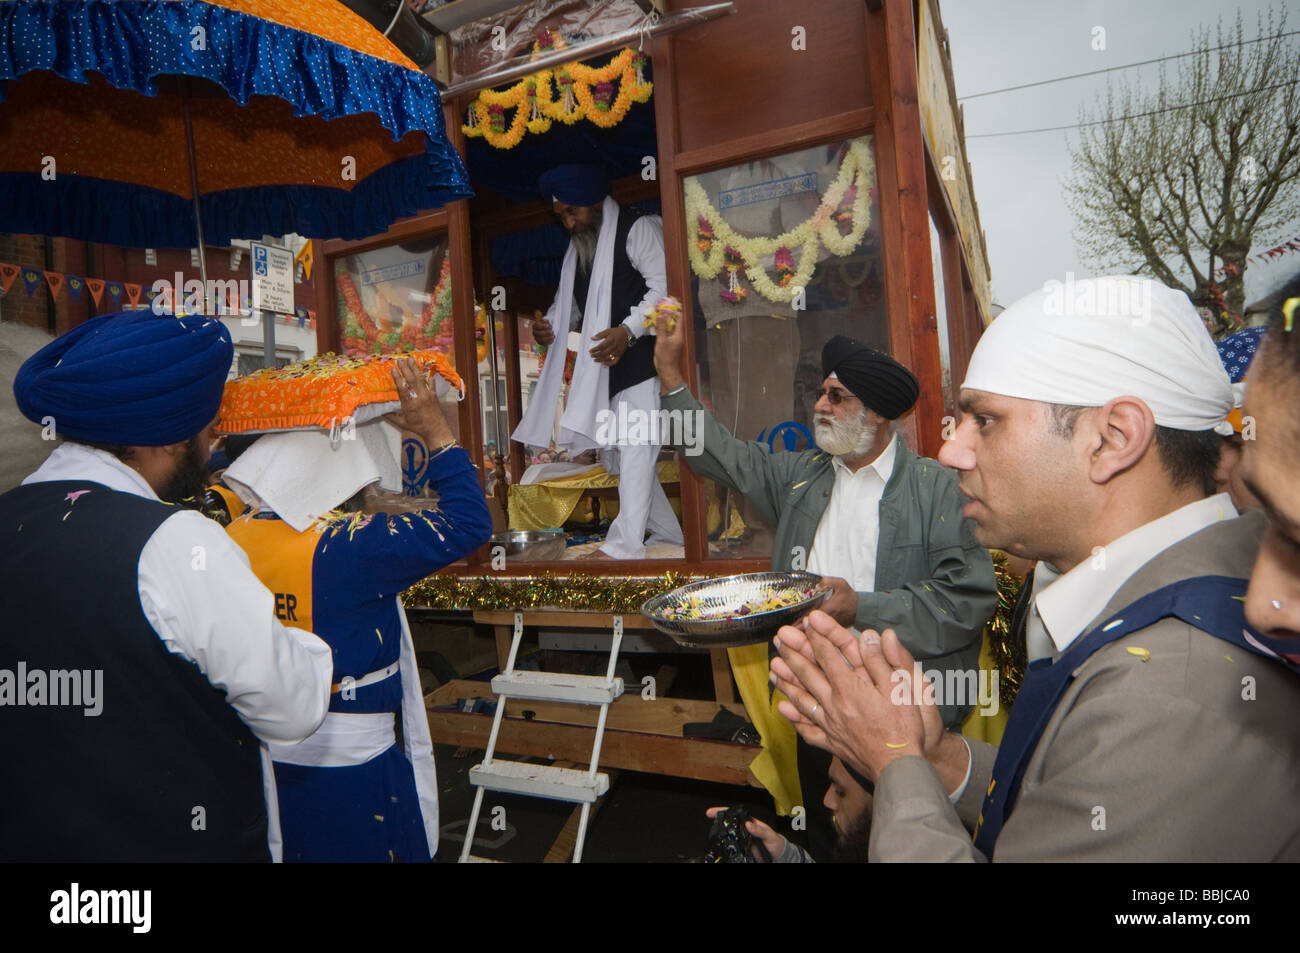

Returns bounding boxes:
[641,572,831,648]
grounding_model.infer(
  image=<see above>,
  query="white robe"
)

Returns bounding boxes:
[511,197,681,556]
[512,195,666,450]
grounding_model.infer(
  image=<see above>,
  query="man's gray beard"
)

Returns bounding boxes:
[572,229,597,272]
[814,407,877,459]
[570,208,603,272]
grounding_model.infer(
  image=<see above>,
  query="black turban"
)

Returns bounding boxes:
[821,335,919,419]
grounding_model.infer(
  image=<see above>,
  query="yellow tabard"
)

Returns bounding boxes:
[226,514,320,632]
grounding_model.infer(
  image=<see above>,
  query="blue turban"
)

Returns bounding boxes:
[538,164,610,207]
[14,310,233,446]
[1215,326,1267,383]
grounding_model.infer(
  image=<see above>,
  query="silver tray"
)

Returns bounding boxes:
[641,572,831,648]
[489,529,567,562]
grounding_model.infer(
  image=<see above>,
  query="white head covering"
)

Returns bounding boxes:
[963,275,1233,431]
[224,420,403,532]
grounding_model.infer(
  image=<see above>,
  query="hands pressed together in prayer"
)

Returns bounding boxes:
[770,610,970,793]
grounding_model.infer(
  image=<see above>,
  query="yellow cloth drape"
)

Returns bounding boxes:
[507,460,681,531]
[729,625,1008,814]
[960,631,1009,745]
[728,643,803,816]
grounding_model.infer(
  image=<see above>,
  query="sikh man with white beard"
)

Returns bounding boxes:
[654,315,996,860]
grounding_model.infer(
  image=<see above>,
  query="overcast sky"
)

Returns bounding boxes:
[941,0,1300,310]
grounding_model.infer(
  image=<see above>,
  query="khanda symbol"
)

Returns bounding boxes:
[402,438,429,495]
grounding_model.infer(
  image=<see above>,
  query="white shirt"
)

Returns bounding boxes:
[1025,493,1240,661]
[24,443,334,859]
[562,215,667,340]
[803,436,973,803]
[806,435,898,588]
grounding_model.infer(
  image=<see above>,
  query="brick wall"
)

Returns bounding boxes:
[0,233,60,332]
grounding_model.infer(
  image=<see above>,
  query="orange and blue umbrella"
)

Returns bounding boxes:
[0,0,471,248]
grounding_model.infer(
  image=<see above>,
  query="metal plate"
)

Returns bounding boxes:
[640,572,831,648]
[489,530,567,562]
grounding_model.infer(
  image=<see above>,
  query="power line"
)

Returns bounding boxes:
[958,29,1300,101]
[966,78,1300,139]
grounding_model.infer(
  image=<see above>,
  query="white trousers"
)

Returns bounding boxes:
[598,377,684,559]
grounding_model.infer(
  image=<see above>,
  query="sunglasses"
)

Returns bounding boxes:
[815,387,856,405]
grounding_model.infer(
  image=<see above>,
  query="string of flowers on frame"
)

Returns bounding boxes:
[684,137,876,305]
[463,30,652,149]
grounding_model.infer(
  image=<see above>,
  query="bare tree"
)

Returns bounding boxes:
[1064,8,1300,333]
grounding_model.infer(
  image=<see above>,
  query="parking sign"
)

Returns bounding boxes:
[249,241,294,315]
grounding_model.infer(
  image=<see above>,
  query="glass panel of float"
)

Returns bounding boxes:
[682,136,887,560]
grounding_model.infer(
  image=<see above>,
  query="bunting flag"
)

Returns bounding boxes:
[295,240,313,280]
[0,260,321,319]
[1214,236,1300,279]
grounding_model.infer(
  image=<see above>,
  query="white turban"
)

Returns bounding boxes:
[963,275,1233,431]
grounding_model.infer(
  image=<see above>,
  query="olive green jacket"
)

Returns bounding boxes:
[662,387,997,726]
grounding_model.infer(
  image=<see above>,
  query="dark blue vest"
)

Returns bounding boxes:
[971,574,1292,857]
[572,205,658,399]
[0,480,269,861]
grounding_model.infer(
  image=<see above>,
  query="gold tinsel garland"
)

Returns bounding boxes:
[404,560,1028,707]
[403,571,694,615]
[985,551,1026,708]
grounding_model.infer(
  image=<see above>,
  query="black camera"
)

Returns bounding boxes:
[702,806,773,864]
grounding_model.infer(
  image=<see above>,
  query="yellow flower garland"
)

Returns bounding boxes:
[684,137,876,304]
[464,46,653,149]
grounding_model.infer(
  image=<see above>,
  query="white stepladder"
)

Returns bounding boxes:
[458,612,625,863]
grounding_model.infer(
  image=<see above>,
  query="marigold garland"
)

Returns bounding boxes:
[474,304,494,364]
[463,31,652,149]
[684,137,876,304]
